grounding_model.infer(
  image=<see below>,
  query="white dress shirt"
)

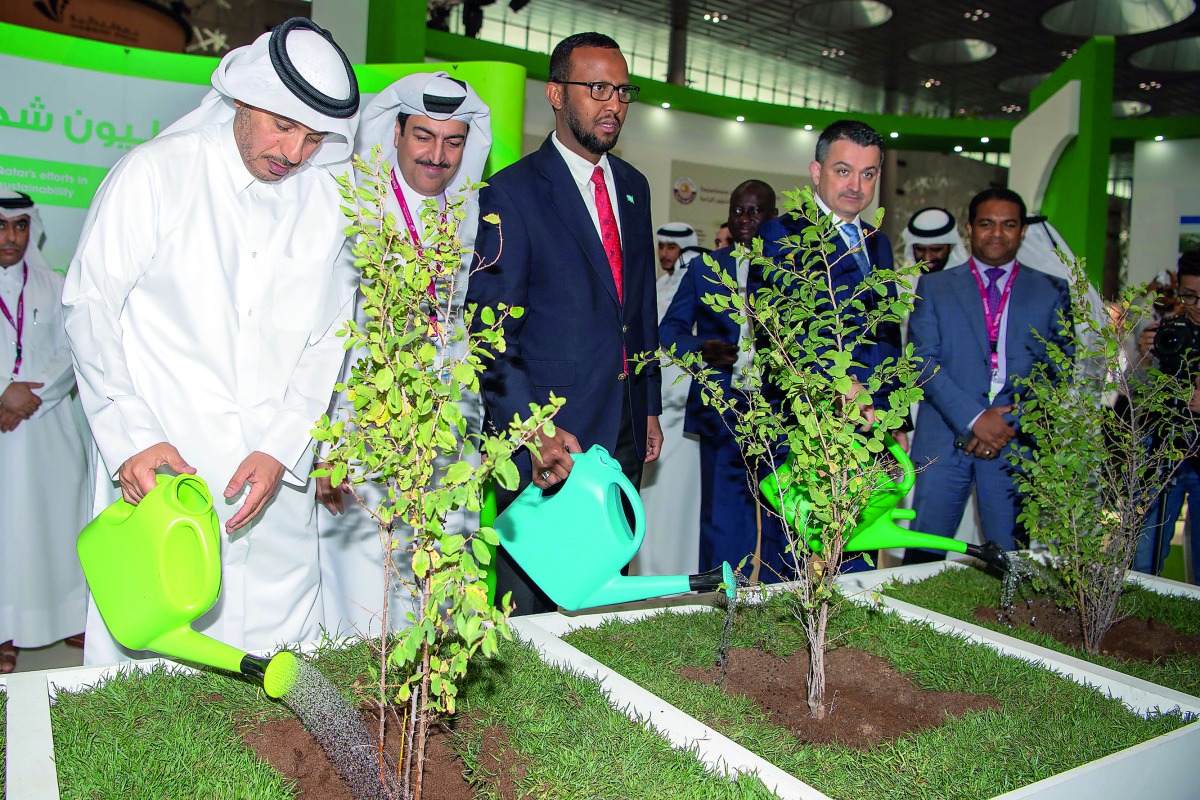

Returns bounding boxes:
[967,257,1015,429]
[551,131,623,241]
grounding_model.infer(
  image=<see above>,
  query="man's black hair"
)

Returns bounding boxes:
[549,32,622,83]
[1179,250,1200,278]
[814,120,885,164]
[730,179,777,211]
[395,111,411,135]
[968,187,1028,226]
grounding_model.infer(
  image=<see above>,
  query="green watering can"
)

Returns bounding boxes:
[759,433,1008,572]
[493,445,735,611]
[76,474,300,698]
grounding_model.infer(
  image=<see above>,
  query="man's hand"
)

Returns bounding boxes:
[969,404,1016,457]
[224,451,285,533]
[700,339,738,368]
[0,408,22,433]
[0,381,43,418]
[532,427,581,489]
[1137,325,1157,365]
[644,415,663,463]
[890,429,909,453]
[314,461,351,514]
[119,442,196,505]
[844,379,877,426]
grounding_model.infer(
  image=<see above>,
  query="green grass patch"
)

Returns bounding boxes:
[563,596,1191,800]
[45,636,775,799]
[882,565,1200,697]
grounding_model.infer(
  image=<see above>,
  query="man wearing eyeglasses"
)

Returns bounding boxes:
[468,31,661,614]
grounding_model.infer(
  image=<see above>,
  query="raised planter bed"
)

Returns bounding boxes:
[517,566,1200,800]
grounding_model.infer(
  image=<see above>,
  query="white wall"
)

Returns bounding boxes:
[1129,137,1200,285]
[519,80,878,232]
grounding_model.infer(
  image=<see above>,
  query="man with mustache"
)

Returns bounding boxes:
[467,31,661,615]
[63,19,360,663]
[316,72,492,635]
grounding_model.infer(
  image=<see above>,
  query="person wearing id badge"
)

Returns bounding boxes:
[906,188,1071,557]
[315,72,492,636]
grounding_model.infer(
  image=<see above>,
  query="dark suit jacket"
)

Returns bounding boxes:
[467,135,661,478]
[757,210,903,412]
[908,261,1071,464]
[659,246,743,440]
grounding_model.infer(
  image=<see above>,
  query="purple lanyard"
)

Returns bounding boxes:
[0,261,27,376]
[390,169,445,338]
[967,258,1018,372]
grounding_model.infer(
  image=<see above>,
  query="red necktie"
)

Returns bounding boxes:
[591,166,624,303]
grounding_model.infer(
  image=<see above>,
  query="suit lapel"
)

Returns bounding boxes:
[948,265,991,360]
[1004,263,1032,365]
[534,137,621,306]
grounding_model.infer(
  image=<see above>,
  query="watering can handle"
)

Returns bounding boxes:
[615,469,646,549]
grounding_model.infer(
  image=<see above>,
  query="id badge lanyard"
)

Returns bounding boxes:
[967,258,1018,401]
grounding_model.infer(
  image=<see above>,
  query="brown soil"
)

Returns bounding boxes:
[240,709,528,800]
[680,646,1000,749]
[974,599,1200,661]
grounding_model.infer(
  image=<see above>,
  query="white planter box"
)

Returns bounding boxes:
[507,562,1200,800]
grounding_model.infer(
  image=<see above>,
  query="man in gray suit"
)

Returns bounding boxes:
[906,188,1071,557]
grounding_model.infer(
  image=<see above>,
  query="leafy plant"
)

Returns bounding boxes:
[1010,255,1198,655]
[661,186,922,718]
[314,147,561,799]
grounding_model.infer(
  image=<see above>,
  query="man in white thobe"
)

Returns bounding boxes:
[316,72,492,637]
[0,190,88,673]
[635,223,703,575]
[62,18,360,664]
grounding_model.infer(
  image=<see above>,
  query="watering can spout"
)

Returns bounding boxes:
[77,474,300,697]
[493,446,738,611]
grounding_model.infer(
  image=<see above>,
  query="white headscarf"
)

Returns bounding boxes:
[656,222,699,252]
[902,207,969,268]
[1019,215,1107,331]
[356,72,492,258]
[161,18,359,166]
[0,189,51,272]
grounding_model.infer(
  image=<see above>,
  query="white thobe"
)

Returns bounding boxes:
[0,262,89,647]
[635,262,702,576]
[62,121,357,664]
[317,168,482,638]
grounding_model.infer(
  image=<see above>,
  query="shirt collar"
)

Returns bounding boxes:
[973,257,1017,276]
[552,131,613,191]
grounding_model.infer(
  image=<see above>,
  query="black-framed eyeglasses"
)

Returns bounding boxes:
[1179,292,1200,306]
[554,80,641,103]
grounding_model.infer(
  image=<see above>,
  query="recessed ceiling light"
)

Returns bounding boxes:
[736,115,746,122]
[980,136,990,143]
[1139,81,1163,90]
[1001,104,1022,113]
[889,131,899,138]
[954,145,964,152]
[661,102,671,109]
[1155,135,1166,141]
[923,78,942,88]
[703,11,728,23]
[804,124,813,130]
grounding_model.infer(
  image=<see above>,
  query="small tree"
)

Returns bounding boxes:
[314,148,561,799]
[1010,256,1198,654]
[664,187,922,718]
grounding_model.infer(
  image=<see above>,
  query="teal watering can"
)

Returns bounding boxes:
[759,433,1008,571]
[77,474,300,698]
[493,445,735,611]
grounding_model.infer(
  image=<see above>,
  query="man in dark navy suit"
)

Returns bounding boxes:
[660,180,792,580]
[756,120,907,452]
[906,188,1071,559]
[468,32,662,614]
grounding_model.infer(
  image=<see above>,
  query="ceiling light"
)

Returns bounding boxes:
[736,115,746,122]
[889,131,899,138]
[923,77,942,88]
[821,47,846,58]
[980,136,990,143]
[703,11,728,22]
[661,102,670,109]
[1139,80,1163,90]
[953,145,963,152]
[1061,48,1077,59]
[963,8,990,21]
[1155,135,1166,141]
[804,124,813,130]
[1001,104,1022,113]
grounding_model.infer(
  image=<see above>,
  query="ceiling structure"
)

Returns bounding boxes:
[463,0,1200,121]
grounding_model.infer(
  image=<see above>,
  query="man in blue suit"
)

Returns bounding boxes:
[756,120,907,449]
[660,180,791,579]
[467,32,662,614]
[907,188,1071,557]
